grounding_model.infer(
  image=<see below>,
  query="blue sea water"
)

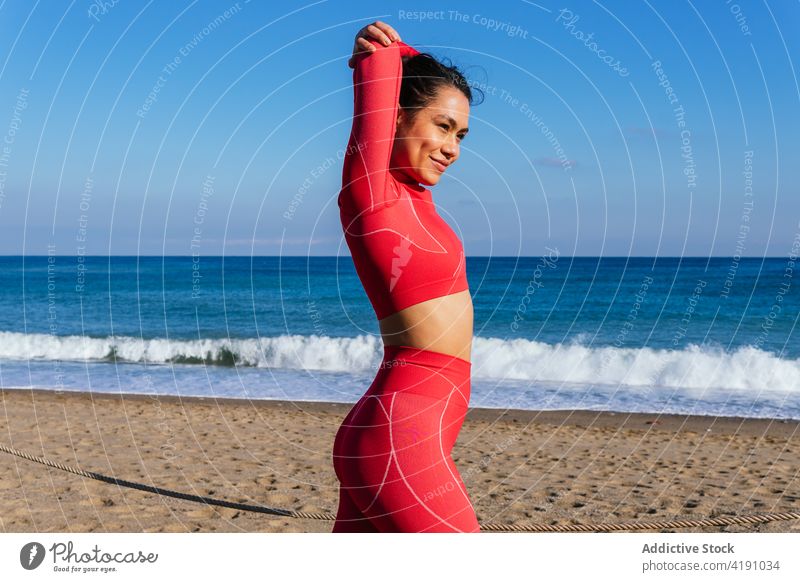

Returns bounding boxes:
[1,255,798,419]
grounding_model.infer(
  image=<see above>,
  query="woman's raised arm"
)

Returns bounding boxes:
[339,23,419,218]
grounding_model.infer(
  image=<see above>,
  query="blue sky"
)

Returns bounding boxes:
[0,0,797,256]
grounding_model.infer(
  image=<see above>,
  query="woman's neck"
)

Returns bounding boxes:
[390,168,425,191]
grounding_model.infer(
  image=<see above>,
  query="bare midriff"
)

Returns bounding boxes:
[378,289,474,362]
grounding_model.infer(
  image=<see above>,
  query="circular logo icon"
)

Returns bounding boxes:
[20,542,46,570]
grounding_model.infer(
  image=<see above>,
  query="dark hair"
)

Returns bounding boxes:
[399,52,484,119]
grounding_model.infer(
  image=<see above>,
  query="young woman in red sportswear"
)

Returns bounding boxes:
[331,21,483,533]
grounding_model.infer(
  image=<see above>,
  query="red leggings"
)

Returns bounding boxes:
[331,345,480,533]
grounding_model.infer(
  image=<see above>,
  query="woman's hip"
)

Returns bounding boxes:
[333,345,472,466]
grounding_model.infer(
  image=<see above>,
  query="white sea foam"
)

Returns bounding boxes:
[1,331,797,393]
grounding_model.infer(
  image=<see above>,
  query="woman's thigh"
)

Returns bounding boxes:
[333,390,479,533]
[331,486,380,533]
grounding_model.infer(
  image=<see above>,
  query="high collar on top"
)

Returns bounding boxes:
[391,172,433,204]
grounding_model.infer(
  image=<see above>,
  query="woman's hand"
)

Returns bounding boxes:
[348,21,401,69]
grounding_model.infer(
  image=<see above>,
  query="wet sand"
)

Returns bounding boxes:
[1,388,798,533]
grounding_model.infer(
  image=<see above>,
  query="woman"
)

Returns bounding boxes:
[331,21,481,533]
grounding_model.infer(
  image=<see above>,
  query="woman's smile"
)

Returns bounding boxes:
[430,157,449,173]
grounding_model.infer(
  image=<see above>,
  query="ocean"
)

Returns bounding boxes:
[1,255,798,420]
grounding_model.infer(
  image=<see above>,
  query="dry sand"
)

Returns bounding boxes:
[1,388,798,533]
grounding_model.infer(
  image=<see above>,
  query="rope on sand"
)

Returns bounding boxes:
[3,442,798,532]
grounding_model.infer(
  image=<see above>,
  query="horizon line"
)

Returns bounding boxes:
[0,254,791,259]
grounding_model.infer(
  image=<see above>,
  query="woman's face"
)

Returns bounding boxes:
[391,86,470,187]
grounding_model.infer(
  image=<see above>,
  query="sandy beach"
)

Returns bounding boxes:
[1,388,797,533]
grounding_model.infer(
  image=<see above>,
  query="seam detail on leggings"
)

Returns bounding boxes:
[361,394,394,513]
[388,389,461,532]
[439,385,473,508]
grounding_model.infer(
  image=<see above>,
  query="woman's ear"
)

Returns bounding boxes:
[396,108,406,130]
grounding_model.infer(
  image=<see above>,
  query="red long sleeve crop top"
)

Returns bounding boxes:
[338,39,470,320]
